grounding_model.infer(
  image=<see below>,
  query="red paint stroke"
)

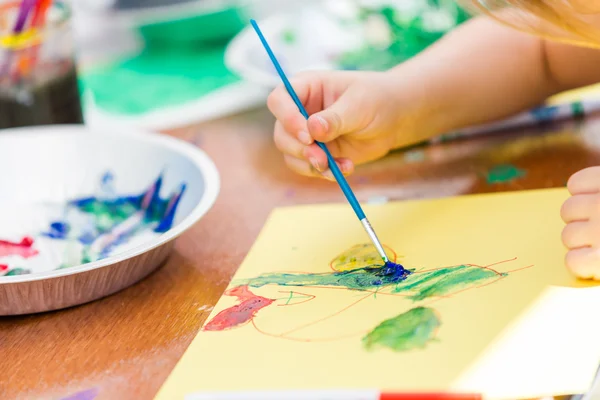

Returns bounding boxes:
[203,285,275,331]
[0,264,8,272]
[0,237,38,258]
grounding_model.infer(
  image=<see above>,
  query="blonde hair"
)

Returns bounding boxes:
[462,1,600,48]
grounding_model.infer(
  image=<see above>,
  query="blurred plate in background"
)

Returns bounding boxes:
[76,0,269,130]
[226,0,469,88]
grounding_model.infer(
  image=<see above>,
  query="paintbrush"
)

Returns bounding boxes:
[1,0,36,79]
[250,19,400,269]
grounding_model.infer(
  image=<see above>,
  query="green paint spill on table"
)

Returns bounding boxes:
[79,45,239,116]
[362,306,440,351]
[486,164,527,184]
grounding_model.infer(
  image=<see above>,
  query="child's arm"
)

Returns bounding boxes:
[267,15,600,179]
[388,16,600,138]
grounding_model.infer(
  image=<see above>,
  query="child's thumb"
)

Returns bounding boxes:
[307,90,365,143]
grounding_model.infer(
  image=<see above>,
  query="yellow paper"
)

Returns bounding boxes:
[156,188,600,400]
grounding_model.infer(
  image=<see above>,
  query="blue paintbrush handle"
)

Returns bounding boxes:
[250,19,366,221]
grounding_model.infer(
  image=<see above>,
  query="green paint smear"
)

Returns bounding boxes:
[77,201,139,231]
[281,29,296,44]
[235,264,499,302]
[486,164,526,184]
[337,4,470,71]
[392,264,501,301]
[79,45,239,115]
[5,267,31,276]
[362,306,440,351]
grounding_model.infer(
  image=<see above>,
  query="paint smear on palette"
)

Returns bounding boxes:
[485,164,526,184]
[60,387,99,400]
[0,237,38,258]
[0,171,186,277]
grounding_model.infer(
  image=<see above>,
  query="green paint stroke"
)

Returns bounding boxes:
[80,45,239,115]
[392,264,501,301]
[485,164,526,184]
[234,264,500,302]
[363,306,440,352]
[5,267,31,276]
[281,29,297,44]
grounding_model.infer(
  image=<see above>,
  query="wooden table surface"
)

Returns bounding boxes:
[2,108,600,400]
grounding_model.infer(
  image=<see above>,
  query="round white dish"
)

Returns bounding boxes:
[0,125,219,315]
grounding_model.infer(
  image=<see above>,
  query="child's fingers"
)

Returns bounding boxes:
[282,155,353,181]
[307,84,372,143]
[315,158,355,181]
[336,158,355,175]
[273,122,308,160]
[303,140,347,170]
[283,154,324,179]
[565,247,600,280]
[303,143,329,172]
[267,81,314,146]
[562,221,594,249]
[567,166,600,195]
[560,193,599,222]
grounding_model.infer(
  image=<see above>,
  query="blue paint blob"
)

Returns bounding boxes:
[41,221,70,239]
[382,260,410,277]
[155,183,186,233]
[101,171,114,185]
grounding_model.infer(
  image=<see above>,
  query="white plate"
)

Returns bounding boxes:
[0,124,219,314]
[225,5,365,88]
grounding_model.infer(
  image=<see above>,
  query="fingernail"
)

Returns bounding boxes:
[315,115,328,132]
[298,130,312,145]
[309,157,322,171]
[322,170,336,181]
[340,160,353,175]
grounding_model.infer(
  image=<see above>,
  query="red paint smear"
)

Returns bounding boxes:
[0,236,39,258]
[203,285,274,332]
[0,264,8,271]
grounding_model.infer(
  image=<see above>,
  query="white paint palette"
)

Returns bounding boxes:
[0,125,219,315]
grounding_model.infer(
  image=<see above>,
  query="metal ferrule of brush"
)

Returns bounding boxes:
[360,218,389,263]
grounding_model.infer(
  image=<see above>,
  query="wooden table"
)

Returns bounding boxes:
[2,109,600,400]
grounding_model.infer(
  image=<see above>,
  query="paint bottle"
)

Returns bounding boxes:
[0,1,83,129]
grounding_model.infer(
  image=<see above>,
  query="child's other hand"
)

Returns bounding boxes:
[561,167,600,280]
[267,70,433,180]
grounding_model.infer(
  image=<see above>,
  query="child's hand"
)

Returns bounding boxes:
[561,167,600,280]
[267,70,435,180]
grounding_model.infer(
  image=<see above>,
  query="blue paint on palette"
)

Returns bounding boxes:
[41,171,186,263]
